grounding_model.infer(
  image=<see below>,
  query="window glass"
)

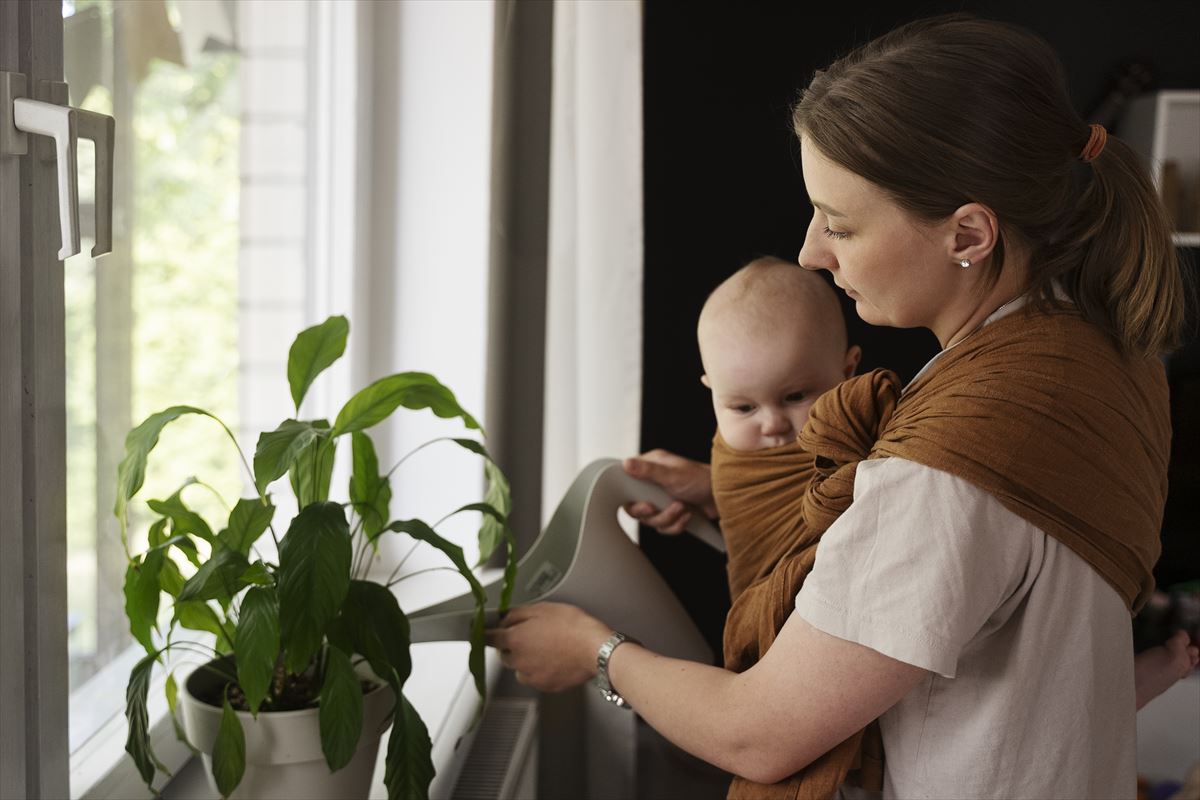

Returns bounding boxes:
[64,0,239,750]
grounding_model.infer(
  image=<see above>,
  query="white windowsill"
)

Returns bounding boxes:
[72,638,211,800]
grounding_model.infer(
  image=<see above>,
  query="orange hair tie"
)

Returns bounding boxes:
[1079,123,1107,163]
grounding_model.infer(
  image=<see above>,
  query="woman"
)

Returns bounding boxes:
[486,15,1189,798]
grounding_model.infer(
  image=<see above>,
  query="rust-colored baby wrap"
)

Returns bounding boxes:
[714,308,1171,800]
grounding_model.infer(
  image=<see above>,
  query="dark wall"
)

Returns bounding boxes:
[641,1,1200,656]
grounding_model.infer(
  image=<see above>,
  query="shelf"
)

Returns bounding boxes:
[1121,91,1200,238]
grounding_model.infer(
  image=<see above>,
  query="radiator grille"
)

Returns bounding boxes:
[450,698,538,800]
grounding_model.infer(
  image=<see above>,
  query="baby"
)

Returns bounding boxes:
[698,256,859,454]
[631,255,1197,706]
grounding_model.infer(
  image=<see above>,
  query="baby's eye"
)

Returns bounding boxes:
[784,392,806,403]
[730,404,755,414]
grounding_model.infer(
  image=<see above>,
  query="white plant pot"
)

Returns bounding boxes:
[181,658,394,800]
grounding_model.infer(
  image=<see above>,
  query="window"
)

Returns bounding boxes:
[51,2,499,796]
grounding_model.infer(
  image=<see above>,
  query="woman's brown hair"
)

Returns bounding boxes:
[794,13,1187,357]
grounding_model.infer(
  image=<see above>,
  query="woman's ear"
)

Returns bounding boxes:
[842,345,862,379]
[948,202,999,266]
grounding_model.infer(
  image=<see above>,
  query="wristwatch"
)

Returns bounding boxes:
[595,631,639,709]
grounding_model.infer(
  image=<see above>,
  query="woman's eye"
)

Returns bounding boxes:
[823,226,849,240]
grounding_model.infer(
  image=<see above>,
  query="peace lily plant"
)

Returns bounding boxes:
[117,315,515,799]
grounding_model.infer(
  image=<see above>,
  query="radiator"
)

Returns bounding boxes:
[450,698,539,800]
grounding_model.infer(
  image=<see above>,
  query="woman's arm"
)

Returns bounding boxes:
[486,602,926,784]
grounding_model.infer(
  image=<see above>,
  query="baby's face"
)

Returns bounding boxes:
[702,327,854,452]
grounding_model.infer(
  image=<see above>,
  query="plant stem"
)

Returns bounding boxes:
[190,478,231,511]
[386,565,458,588]
[384,540,423,586]
[208,411,282,551]
[205,604,236,649]
[383,436,455,481]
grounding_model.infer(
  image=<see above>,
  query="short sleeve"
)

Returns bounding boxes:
[795,457,1037,678]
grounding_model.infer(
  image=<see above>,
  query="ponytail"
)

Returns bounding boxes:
[1033,135,1186,356]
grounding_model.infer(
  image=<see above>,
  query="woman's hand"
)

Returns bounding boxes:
[485,602,613,692]
[622,449,717,534]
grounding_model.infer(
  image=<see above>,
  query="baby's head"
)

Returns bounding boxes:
[698,257,860,452]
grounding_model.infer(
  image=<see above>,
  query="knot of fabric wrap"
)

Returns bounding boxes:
[800,369,902,534]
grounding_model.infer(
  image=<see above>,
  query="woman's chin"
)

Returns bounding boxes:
[851,297,888,326]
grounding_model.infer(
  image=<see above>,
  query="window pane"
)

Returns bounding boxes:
[64,0,240,749]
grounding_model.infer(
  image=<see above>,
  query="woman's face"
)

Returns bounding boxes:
[796,138,961,334]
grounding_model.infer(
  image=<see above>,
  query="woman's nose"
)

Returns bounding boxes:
[798,213,834,271]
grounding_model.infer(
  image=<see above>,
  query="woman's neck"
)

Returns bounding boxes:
[936,253,1032,349]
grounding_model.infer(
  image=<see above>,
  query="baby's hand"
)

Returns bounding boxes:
[622,450,717,535]
[1135,629,1199,710]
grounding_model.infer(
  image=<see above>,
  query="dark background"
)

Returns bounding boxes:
[640,0,1200,658]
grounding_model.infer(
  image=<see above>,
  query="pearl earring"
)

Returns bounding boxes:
[959,258,971,269]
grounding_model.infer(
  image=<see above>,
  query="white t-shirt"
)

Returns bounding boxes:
[796,457,1137,799]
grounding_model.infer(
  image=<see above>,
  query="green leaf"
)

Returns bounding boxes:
[236,587,280,715]
[147,487,215,544]
[219,498,275,556]
[499,521,518,615]
[124,549,166,655]
[350,431,391,541]
[253,420,321,495]
[124,652,161,791]
[165,672,199,755]
[278,502,352,673]
[287,315,349,411]
[319,645,364,772]
[384,693,435,800]
[479,458,512,564]
[238,561,273,587]
[289,420,335,507]
[212,693,246,799]
[332,372,480,438]
[327,581,412,688]
[445,501,507,566]
[384,519,487,702]
[177,546,250,604]
[174,600,233,652]
[115,406,218,537]
[449,439,516,610]
[159,557,185,597]
[147,517,169,548]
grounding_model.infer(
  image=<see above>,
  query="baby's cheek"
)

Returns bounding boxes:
[716,416,759,452]
[792,403,817,434]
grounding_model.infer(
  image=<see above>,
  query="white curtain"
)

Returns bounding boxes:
[541,3,644,798]
[541,0,644,530]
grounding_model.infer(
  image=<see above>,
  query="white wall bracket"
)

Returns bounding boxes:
[2,70,114,259]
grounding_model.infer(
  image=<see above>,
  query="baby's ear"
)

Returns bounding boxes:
[700,374,711,388]
[842,345,863,379]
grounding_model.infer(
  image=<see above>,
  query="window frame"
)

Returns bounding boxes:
[2,2,71,799]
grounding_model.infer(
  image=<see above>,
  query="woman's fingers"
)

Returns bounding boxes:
[483,603,609,692]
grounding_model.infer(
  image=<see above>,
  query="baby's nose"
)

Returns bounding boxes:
[762,411,792,436]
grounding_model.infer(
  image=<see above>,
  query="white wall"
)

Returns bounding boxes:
[237,0,496,579]
[378,0,496,572]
